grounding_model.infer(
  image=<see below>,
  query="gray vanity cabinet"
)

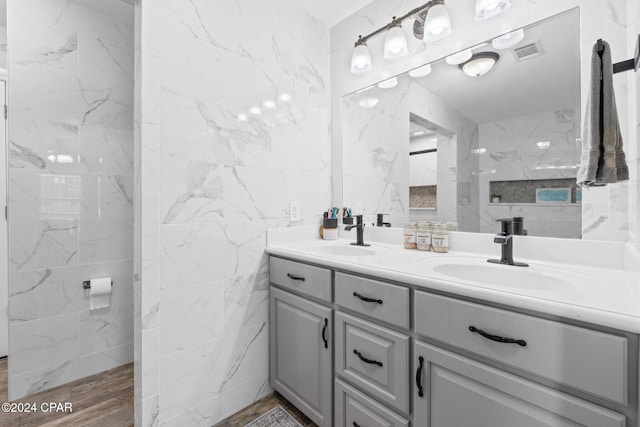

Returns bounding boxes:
[413,340,626,427]
[269,286,332,427]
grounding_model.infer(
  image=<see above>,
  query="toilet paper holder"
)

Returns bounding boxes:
[83,280,114,289]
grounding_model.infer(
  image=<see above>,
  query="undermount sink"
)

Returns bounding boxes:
[306,244,381,257]
[420,257,580,291]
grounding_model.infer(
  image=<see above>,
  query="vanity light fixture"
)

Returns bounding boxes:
[351,36,373,75]
[492,28,525,49]
[384,18,408,59]
[408,63,432,77]
[459,52,500,77]
[475,0,511,22]
[349,0,452,75]
[377,76,398,89]
[445,49,473,65]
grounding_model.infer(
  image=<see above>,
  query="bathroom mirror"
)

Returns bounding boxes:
[342,9,583,238]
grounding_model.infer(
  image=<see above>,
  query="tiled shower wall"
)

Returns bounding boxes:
[7,0,134,399]
[135,0,331,425]
[629,0,640,251]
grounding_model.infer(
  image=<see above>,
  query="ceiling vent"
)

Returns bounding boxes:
[513,42,543,61]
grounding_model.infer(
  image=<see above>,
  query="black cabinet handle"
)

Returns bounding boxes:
[416,356,424,397]
[322,318,328,349]
[353,349,383,367]
[353,291,383,304]
[286,273,305,281]
[469,326,527,347]
[353,422,361,427]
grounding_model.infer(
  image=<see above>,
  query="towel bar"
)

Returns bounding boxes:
[597,35,639,74]
[83,280,114,289]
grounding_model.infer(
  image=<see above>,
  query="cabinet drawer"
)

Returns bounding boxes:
[335,311,410,414]
[270,257,331,302]
[335,378,409,427]
[335,272,410,329]
[414,291,628,405]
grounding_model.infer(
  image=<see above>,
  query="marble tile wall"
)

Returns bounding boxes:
[331,0,635,243]
[478,111,582,237]
[135,0,331,425]
[343,78,476,229]
[7,0,134,399]
[628,0,640,251]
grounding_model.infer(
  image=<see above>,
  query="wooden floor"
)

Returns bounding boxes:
[0,357,134,427]
[214,392,317,427]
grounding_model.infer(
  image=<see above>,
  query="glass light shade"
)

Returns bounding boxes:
[475,0,511,22]
[460,53,499,77]
[445,49,473,65]
[492,28,525,49]
[408,63,432,78]
[384,24,408,60]
[351,43,372,75]
[377,77,398,89]
[424,4,452,42]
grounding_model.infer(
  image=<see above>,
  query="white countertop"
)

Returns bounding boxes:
[266,227,640,333]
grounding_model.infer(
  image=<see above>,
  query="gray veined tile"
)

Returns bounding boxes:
[78,303,134,356]
[78,126,134,175]
[78,34,134,93]
[11,25,78,76]
[78,218,134,263]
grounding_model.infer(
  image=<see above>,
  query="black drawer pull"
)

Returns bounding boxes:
[353,349,383,367]
[322,318,328,349]
[286,273,305,281]
[416,356,424,397]
[469,326,527,347]
[353,291,382,304]
[353,422,361,427]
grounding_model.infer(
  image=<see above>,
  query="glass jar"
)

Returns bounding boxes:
[416,221,433,251]
[431,223,449,253]
[403,222,417,249]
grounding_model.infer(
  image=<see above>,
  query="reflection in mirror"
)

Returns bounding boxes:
[342,9,582,238]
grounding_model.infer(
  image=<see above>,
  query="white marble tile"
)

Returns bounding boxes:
[582,202,612,240]
[224,167,287,221]
[141,260,159,330]
[159,322,267,422]
[142,394,160,427]
[142,328,159,399]
[78,126,134,175]
[160,396,223,427]
[10,25,78,75]
[223,272,269,335]
[9,220,79,273]
[159,223,237,290]
[10,312,78,375]
[222,372,271,420]
[78,303,133,356]
[141,123,161,194]
[78,34,134,93]
[159,160,225,224]
[141,52,160,125]
[9,118,79,172]
[142,193,159,263]
[160,280,225,356]
[81,174,133,220]
[78,218,133,263]
[9,343,133,400]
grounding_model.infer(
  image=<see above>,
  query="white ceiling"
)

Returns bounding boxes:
[287,0,376,27]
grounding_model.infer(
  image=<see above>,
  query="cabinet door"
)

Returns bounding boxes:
[270,287,332,427]
[413,341,626,427]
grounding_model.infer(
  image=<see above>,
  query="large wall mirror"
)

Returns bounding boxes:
[342,9,582,238]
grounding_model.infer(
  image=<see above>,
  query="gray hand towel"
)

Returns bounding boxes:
[576,40,629,187]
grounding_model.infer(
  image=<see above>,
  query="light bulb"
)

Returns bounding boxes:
[384,22,408,60]
[424,4,452,42]
[408,64,432,78]
[351,41,372,75]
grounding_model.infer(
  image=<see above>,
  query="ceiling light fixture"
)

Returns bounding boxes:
[492,28,525,49]
[459,52,500,77]
[384,18,408,60]
[445,49,473,65]
[350,0,452,76]
[475,0,511,22]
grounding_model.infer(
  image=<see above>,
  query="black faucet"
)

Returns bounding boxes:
[376,214,391,227]
[345,215,370,246]
[512,216,527,236]
[488,218,528,267]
